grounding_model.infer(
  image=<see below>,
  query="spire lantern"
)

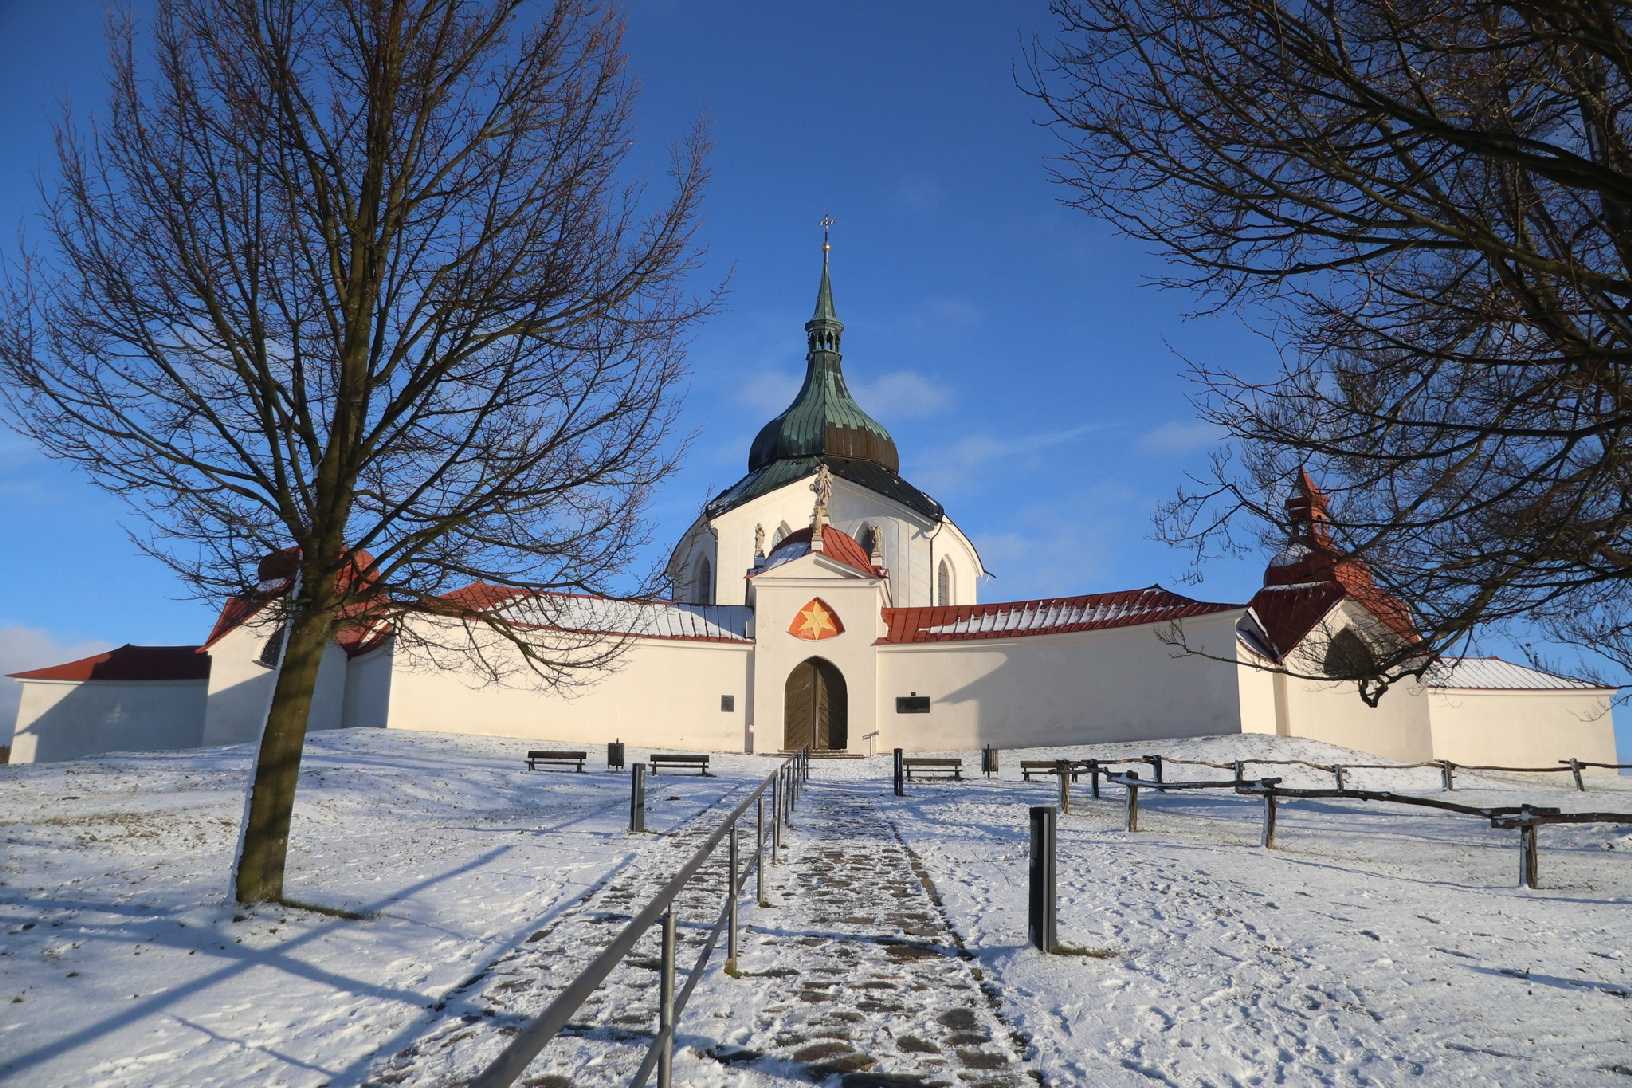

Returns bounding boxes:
[805,214,843,354]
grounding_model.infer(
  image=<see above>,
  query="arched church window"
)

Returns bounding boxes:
[1323,628,1375,680]
[694,556,713,605]
[937,557,955,606]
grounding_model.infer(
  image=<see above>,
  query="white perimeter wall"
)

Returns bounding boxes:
[384,623,751,752]
[201,617,353,747]
[1429,688,1619,773]
[875,611,1248,752]
[9,679,208,764]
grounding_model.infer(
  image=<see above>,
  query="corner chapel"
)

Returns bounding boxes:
[6,237,1619,772]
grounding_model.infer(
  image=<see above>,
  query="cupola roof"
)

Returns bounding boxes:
[747,225,900,473]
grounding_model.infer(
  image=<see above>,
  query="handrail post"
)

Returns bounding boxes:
[756,794,767,905]
[658,905,676,1087]
[771,772,781,863]
[1125,769,1140,832]
[629,763,646,834]
[726,824,740,974]
[784,766,795,829]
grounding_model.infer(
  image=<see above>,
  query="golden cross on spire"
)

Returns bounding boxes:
[820,213,835,252]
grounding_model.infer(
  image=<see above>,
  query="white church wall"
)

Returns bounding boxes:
[383,619,751,751]
[1234,649,1282,736]
[342,641,393,729]
[1428,687,1618,774]
[1274,602,1433,763]
[9,678,207,764]
[875,610,1247,752]
[704,475,955,608]
[749,564,884,753]
[200,616,351,748]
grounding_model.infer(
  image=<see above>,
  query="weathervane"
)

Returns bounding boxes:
[821,213,835,254]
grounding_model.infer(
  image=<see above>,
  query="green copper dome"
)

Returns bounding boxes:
[747,243,900,473]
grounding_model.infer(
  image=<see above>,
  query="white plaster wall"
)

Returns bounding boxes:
[9,679,208,764]
[1235,647,1281,736]
[200,616,352,747]
[692,474,978,609]
[1428,688,1619,774]
[1275,601,1434,763]
[874,610,1248,752]
[384,621,752,752]
[342,641,393,729]
[749,559,885,753]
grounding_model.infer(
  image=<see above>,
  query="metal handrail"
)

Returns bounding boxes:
[472,747,811,1088]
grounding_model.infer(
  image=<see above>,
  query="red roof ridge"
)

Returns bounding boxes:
[751,523,882,579]
[10,644,211,683]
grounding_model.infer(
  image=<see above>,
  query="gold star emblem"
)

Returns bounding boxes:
[790,598,843,640]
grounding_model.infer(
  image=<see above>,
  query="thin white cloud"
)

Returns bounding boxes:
[1137,419,1226,455]
[910,422,1107,497]
[735,369,803,416]
[0,625,113,745]
[851,370,952,420]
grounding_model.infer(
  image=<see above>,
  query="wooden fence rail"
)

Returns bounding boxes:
[1052,752,1632,793]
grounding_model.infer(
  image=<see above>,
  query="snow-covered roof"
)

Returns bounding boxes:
[1426,657,1610,691]
[496,593,753,643]
[880,586,1240,644]
[752,523,881,579]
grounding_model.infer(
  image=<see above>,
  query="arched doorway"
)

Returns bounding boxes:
[784,656,848,752]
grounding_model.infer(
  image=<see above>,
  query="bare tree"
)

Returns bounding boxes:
[1029,0,1632,700]
[0,0,712,905]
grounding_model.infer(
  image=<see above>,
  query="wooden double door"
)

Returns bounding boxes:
[784,656,848,752]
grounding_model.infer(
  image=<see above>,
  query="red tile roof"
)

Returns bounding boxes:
[753,524,881,579]
[10,644,211,683]
[201,548,389,658]
[879,586,1241,644]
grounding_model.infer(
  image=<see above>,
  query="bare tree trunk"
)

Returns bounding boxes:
[234,601,333,905]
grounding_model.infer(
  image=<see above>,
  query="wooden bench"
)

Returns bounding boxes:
[526,749,588,772]
[903,757,963,781]
[650,753,711,776]
[1021,759,1082,782]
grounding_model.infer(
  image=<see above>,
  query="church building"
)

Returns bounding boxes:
[6,241,1620,772]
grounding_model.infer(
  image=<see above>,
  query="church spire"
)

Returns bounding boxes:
[805,215,843,354]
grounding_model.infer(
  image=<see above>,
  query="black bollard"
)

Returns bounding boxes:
[629,763,646,833]
[1028,805,1057,953]
[894,747,905,797]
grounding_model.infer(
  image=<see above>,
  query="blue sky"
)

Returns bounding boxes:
[0,1,1623,757]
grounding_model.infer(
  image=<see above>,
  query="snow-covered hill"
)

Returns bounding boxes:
[1,729,1628,1086]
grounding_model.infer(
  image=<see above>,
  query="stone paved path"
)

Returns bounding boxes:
[704,777,1038,1086]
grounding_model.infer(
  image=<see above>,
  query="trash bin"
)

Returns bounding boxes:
[981,745,998,777]
[608,739,626,771]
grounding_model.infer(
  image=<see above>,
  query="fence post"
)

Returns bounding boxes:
[771,772,781,864]
[1125,770,1141,832]
[658,905,677,1088]
[1519,821,1539,889]
[1567,758,1585,792]
[1145,754,1164,783]
[1233,760,1244,786]
[1056,759,1071,816]
[726,824,740,974]
[1331,765,1347,791]
[894,747,905,796]
[1261,787,1279,849]
[1028,805,1057,953]
[629,763,646,834]
[1087,759,1100,800]
[1438,760,1456,791]
[756,794,767,905]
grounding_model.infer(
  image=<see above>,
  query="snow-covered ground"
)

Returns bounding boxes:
[3,729,1630,1086]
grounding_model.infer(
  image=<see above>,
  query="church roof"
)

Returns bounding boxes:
[491,591,753,643]
[10,644,211,683]
[1425,657,1611,691]
[753,523,882,579]
[705,455,943,522]
[745,235,901,474]
[879,586,1240,644]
